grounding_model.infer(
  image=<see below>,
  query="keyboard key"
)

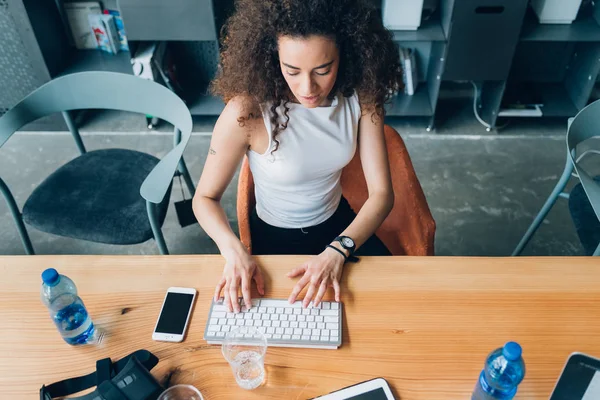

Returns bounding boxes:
[317,323,325,329]
[281,321,290,328]
[244,313,253,320]
[292,335,301,340]
[253,313,261,320]
[307,315,315,322]
[312,329,321,336]
[285,308,293,314]
[316,316,324,322]
[311,336,319,341]
[298,315,306,322]
[303,328,311,336]
[261,314,270,320]
[320,310,339,316]
[216,332,225,338]
[324,316,338,323]
[285,327,293,335]
[267,327,275,334]
[280,314,288,321]
[320,336,330,341]
[213,304,227,313]
[208,325,220,332]
[275,327,284,334]
[227,319,235,326]
[222,325,231,332]
[218,318,227,325]
[289,315,297,321]
[283,334,291,340]
[308,322,316,329]
[290,321,299,328]
[267,307,275,314]
[251,299,260,307]
[227,312,235,319]
[276,307,284,314]
[236,320,245,326]
[331,330,339,337]
[265,333,273,339]
[257,327,266,334]
[270,314,279,321]
[235,313,243,319]
[258,307,266,314]
[322,302,331,310]
[302,309,310,315]
[263,320,271,327]
[244,320,253,327]
[273,321,281,328]
[301,335,310,341]
[273,334,282,340]
[326,323,339,331]
[210,318,218,325]
[322,329,329,337]
[311,309,319,316]
[212,311,226,318]
[299,322,308,329]
[293,308,301,315]
[332,303,339,310]
[207,331,216,337]
[254,320,262,327]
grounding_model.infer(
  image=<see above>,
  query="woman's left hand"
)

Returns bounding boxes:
[287,247,345,307]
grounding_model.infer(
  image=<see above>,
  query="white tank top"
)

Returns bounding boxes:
[247,92,361,228]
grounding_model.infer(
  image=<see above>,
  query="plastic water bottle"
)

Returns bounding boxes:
[40,268,95,345]
[472,342,526,400]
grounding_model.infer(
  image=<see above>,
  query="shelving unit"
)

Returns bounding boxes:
[5,0,600,130]
[499,6,600,121]
[58,50,133,76]
[384,5,448,130]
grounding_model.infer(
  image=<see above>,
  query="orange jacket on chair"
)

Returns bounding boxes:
[237,125,436,256]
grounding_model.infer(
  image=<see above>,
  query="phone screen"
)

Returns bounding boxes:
[155,292,195,334]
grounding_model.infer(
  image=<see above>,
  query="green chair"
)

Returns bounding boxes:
[513,99,600,256]
[0,71,194,255]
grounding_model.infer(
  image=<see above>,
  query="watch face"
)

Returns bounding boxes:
[342,237,354,248]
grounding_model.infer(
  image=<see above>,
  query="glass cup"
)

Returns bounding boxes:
[157,384,203,400]
[222,326,268,390]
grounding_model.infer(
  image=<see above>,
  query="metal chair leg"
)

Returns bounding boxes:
[178,158,196,196]
[62,111,86,155]
[512,153,574,256]
[146,200,169,255]
[0,178,34,255]
[593,242,600,257]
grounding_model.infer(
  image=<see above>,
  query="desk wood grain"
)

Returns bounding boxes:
[1,256,599,399]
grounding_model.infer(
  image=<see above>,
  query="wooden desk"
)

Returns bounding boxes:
[1,256,599,399]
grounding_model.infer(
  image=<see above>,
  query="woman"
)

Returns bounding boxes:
[193,0,402,313]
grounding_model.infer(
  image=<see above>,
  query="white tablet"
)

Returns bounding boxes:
[313,378,396,400]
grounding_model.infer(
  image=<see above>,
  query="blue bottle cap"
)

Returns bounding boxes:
[503,341,522,361]
[41,268,59,286]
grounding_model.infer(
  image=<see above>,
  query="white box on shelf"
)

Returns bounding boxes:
[531,0,583,24]
[382,0,424,31]
[63,2,102,49]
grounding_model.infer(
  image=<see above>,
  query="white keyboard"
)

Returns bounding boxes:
[204,298,343,349]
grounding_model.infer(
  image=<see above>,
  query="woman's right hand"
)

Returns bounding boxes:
[214,243,265,313]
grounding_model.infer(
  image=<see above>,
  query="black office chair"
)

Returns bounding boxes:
[0,71,194,255]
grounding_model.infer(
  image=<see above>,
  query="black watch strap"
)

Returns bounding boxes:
[326,245,359,263]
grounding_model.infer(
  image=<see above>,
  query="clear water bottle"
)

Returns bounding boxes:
[472,342,526,400]
[40,268,95,345]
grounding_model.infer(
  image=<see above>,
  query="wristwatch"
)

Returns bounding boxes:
[334,236,356,256]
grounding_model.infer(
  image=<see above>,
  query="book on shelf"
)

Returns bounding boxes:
[399,47,419,96]
[63,1,102,49]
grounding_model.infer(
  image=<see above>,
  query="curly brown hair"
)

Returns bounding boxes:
[210,0,402,151]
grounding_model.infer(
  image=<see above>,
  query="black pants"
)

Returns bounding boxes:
[250,197,391,256]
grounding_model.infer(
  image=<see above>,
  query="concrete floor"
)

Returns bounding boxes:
[0,98,586,256]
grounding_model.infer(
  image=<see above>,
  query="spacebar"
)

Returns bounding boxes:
[258,299,303,308]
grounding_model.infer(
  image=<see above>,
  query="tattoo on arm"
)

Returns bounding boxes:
[209,147,216,155]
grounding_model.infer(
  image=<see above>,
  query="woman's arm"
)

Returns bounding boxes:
[193,96,265,313]
[287,110,393,307]
[334,110,394,249]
